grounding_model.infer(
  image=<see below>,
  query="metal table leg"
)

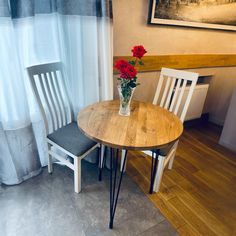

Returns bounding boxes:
[109,148,128,229]
[149,149,159,194]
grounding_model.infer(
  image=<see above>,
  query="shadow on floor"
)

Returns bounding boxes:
[0,161,177,236]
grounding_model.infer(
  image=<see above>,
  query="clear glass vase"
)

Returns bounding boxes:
[118,85,135,116]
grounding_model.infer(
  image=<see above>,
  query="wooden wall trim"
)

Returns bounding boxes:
[113,54,236,73]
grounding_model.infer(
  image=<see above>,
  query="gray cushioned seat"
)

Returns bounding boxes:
[47,122,97,156]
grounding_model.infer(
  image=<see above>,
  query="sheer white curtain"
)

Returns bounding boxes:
[0,1,113,185]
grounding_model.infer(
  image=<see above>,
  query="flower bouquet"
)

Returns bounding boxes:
[115,45,147,116]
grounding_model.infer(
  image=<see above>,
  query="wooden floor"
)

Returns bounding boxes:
[126,123,236,236]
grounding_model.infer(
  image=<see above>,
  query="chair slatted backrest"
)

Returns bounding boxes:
[153,68,199,122]
[27,62,73,135]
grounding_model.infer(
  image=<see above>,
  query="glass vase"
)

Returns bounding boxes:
[118,85,135,116]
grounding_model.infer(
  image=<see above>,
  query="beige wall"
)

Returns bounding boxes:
[113,0,236,125]
[113,0,236,55]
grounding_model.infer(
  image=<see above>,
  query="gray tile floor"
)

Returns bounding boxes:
[0,161,178,236]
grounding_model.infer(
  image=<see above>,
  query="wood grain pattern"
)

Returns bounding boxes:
[77,100,183,150]
[114,54,236,73]
[127,123,236,236]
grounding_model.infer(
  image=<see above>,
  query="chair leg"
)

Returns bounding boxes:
[168,144,178,170]
[74,157,81,193]
[120,149,127,172]
[153,155,165,193]
[168,153,175,170]
[47,144,53,174]
[168,141,179,170]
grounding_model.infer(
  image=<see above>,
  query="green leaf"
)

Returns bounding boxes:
[129,60,135,66]
[128,81,136,88]
[139,60,144,65]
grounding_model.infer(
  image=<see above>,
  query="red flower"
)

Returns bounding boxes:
[131,45,147,59]
[115,59,137,79]
[120,64,137,79]
[115,59,130,72]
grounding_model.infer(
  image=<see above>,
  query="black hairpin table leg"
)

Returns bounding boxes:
[149,149,159,194]
[109,148,128,229]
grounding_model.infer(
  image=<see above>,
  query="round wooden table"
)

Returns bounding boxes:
[77,100,183,228]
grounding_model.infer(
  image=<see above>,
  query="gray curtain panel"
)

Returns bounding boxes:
[0,0,113,185]
[6,0,113,18]
[0,123,42,185]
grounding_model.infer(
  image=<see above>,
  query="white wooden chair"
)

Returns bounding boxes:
[121,68,198,192]
[27,62,102,193]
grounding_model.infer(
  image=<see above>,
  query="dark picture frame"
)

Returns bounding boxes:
[148,0,236,31]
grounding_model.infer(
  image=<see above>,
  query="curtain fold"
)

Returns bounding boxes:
[0,0,113,185]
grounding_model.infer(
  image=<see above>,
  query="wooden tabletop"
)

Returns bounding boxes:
[77,100,183,150]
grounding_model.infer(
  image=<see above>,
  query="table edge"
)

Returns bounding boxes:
[77,122,182,150]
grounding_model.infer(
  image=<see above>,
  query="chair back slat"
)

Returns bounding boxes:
[55,70,74,124]
[52,70,68,126]
[153,74,164,105]
[180,79,197,122]
[153,68,198,122]
[43,73,59,131]
[37,73,55,132]
[48,72,62,128]
[169,78,181,112]
[160,76,171,107]
[174,79,187,117]
[164,77,176,109]
[27,62,73,134]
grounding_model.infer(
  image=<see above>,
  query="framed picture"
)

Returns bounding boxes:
[148,0,236,31]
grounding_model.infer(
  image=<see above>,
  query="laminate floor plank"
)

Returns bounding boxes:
[127,123,236,236]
